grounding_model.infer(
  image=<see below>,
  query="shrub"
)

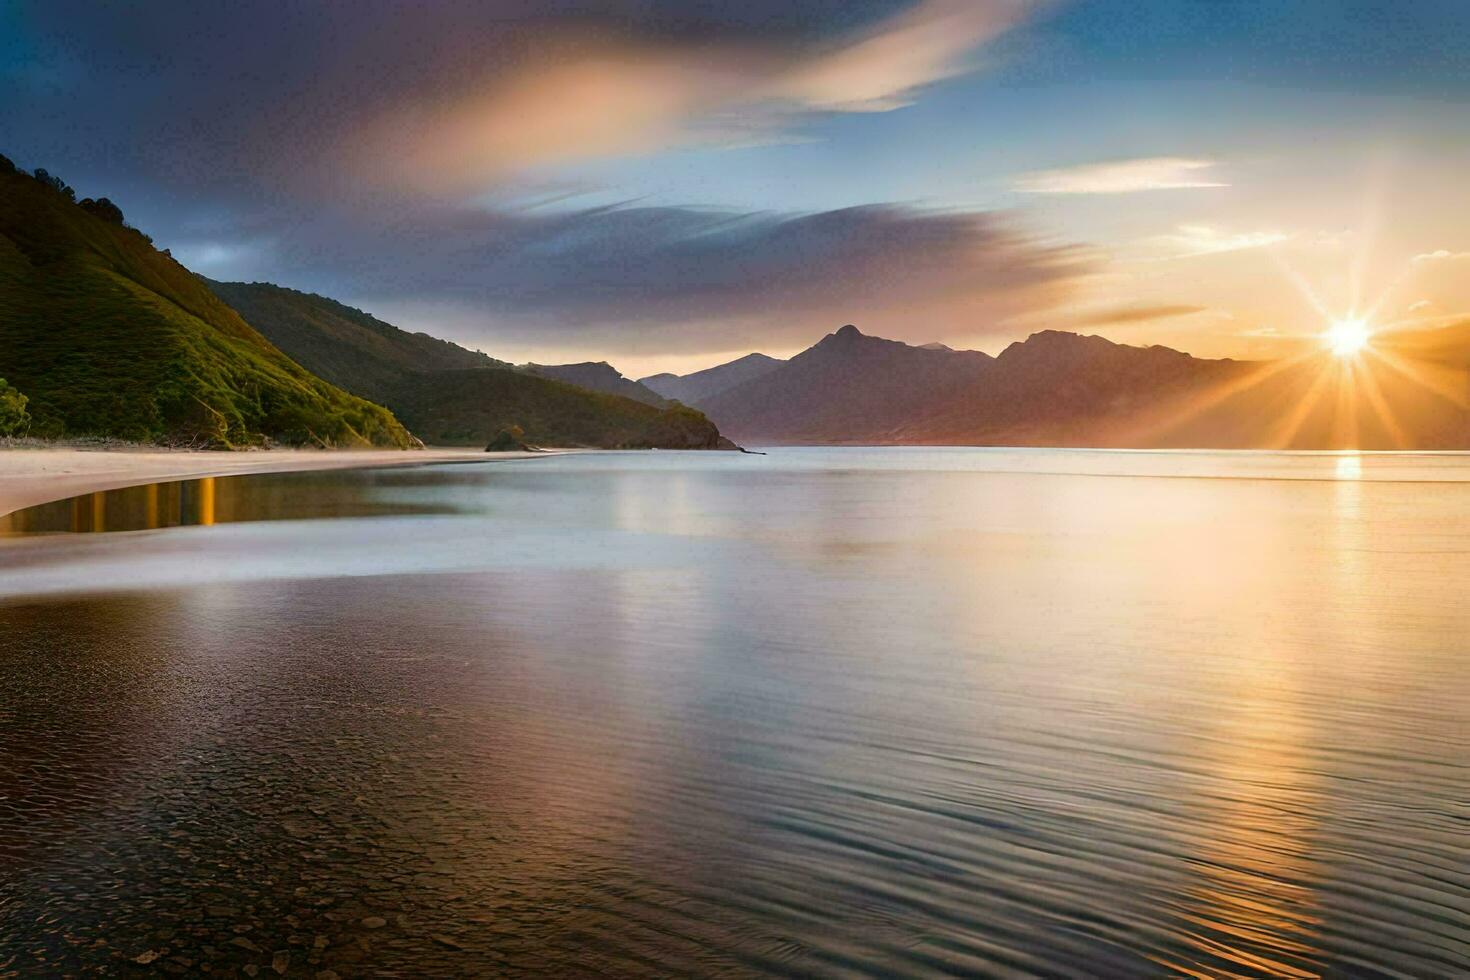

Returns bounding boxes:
[0,378,31,436]
[32,167,76,201]
[79,196,125,224]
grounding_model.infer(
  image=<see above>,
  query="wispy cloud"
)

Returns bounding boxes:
[1412,249,1470,262]
[282,202,1095,357]
[356,0,1045,193]
[1075,303,1205,326]
[1154,224,1289,257]
[1014,157,1227,195]
[7,1,1048,199]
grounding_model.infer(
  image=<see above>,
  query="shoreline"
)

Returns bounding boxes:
[0,446,567,519]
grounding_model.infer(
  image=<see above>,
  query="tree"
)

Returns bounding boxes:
[80,196,125,224]
[31,167,76,201]
[0,378,31,437]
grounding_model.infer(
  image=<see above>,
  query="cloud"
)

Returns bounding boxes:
[767,0,1036,112]
[6,1,1044,198]
[359,1,1041,192]
[1075,304,1205,326]
[1412,249,1470,263]
[1153,224,1290,257]
[247,202,1093,356]
[1014,157,1227,194]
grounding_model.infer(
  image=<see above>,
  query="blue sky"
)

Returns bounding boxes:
[4,0,1469,374]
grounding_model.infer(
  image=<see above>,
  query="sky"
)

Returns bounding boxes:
[5,0,1470,377]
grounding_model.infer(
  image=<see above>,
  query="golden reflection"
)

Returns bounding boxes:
[1152,642,1324,978]
[197,477,216,526]
[145,483,160,530]
[91,491,106,532]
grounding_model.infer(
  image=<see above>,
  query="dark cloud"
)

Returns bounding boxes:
[4,1,1039,197]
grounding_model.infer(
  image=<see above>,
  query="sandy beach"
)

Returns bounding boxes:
[0,446,557,518]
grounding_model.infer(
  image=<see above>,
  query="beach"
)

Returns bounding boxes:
[0,446,555,518]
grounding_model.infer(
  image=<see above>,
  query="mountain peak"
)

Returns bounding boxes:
[834,324,863,339]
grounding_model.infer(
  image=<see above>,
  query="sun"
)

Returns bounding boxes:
[1324,317,1371,357]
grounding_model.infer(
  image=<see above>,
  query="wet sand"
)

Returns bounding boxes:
[0,446,561,517]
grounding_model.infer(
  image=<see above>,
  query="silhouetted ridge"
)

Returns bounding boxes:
[692,321,1470,449]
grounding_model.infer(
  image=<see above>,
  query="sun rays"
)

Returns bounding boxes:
[1139,243,1469,450]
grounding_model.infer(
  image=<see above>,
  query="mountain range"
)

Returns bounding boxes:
[648,323,1470,450]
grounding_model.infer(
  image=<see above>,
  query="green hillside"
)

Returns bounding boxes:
[209,280,732,449]
[206,280,503,402]
[387,368,729,448]
[0,159,415,447]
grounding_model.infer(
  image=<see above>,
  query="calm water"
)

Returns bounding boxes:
[1,449,1467,977]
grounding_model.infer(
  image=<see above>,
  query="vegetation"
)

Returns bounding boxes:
[485,425,529,451]
[211,280,733,449]
[206,280,503,403]
[0,164,416,447]
[388,368,729,448]
[0,378,30,436]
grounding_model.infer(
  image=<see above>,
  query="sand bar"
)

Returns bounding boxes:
[0,446,559,518]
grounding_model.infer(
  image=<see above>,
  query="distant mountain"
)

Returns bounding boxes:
[0,158,415,447]
[211,280,731,449]
[899,330,1250,447]
[696,323,1470,449]
[522,362,668,406]
[640,352,784,405]
[698,325,993,443]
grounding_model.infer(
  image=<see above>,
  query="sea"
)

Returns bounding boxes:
[1,448,1466,976]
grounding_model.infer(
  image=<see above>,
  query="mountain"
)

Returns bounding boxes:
[900,330,1251,447]
[0,158,415,447]
[210,280,731,449]
[639,352,784,405]
[207,280,503,403]
[695,323,1470,449]
[385,370,729,448]
[522,362,668,406]
[698,325,993,443]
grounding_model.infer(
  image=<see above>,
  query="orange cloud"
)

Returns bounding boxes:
[355,1,1044,193]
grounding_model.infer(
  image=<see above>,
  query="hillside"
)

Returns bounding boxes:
[210,280,733,449]
[207,280,502,402]
[387,369,729,448]
[640,352,784,405]
[0,159,415,447]
[522,362,668,406]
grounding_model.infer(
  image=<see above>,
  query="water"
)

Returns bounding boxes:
[1,448,1466,977]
